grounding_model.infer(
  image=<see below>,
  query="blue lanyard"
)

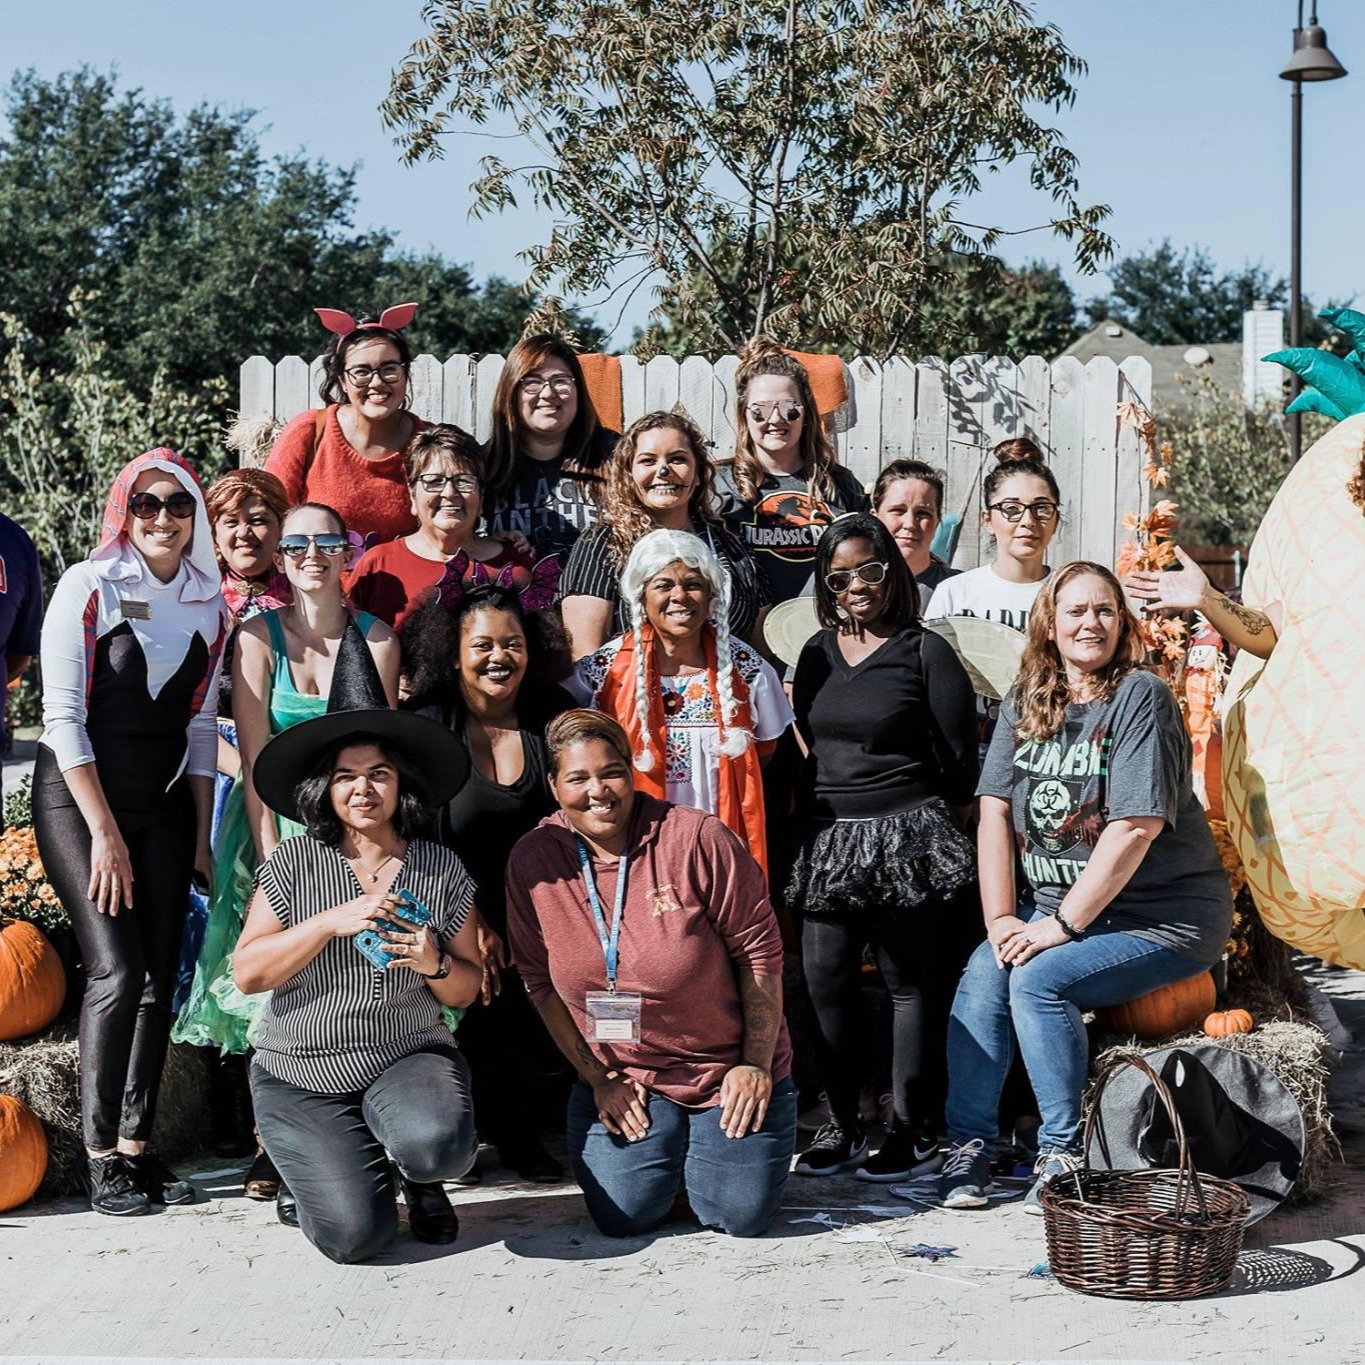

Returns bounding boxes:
[576,838,629,993]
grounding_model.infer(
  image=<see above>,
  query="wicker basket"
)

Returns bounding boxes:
[1039,1053,1251,1300]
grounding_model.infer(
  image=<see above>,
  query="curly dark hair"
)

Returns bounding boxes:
[399,583,571,709]
[317,316,414,407]
[813,514,920,631]
[293,733,432,846]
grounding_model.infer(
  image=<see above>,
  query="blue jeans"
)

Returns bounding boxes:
[567,1076,798,1238]
[945,915,1208,1153]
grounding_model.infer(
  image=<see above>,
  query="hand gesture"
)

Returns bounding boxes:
[382,922,443,977]
[718,1064,773,1139]
[592,1071,650,1141]
[1124,546,1208,614]
[326,892,398,940]
[986,914,1029,968]
[88,828,135,916]
[474,914,507,1005]
[996,913,1069,968]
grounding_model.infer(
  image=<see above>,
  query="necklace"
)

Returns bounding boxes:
[347,843,402,884]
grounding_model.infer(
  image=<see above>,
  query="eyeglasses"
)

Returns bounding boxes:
[128,491,197,521]
[278,533,349,558]
[747,401,805,424]
[987,499,1060,524]
[344,362,406,386]
[824,561,889,593]
[414,472,480,496]
[518,374,577,398]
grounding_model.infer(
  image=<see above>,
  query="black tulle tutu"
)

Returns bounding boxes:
[786,798,976,918]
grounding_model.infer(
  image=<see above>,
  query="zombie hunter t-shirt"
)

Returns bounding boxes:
[712,463,870,604]
[977,669,1231,964]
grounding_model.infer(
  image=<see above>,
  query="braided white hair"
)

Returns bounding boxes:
[619,529,752,768]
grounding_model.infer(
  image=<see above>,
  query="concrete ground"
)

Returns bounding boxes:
[3,966,1363,1364]
[3,738,1363,1363]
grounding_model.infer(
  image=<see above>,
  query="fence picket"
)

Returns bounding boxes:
[242,350,1146,569]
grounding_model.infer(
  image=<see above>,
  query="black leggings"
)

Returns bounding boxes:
[34,761,195,1151]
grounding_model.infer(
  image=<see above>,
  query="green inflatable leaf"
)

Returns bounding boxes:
[1263,348,1365,417]
[1318,307,1365,361]
[1285,388,1348,419]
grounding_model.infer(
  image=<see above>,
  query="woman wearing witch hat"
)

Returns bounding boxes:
[233,627,484,1262]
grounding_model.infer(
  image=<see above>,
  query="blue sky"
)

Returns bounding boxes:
[7,0,1364,344]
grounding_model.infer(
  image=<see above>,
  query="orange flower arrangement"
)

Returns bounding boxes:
[0,827,64,936]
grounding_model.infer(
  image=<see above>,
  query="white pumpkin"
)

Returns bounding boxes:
[1222,414,1365,965]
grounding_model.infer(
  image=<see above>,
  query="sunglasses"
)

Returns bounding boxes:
[987,499,1059,525]
[128,491,197,521]
[278,533,349,559]
[747,401,805,424]
[824,561,889,593]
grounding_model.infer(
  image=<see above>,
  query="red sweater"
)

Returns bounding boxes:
[346,537,536,630]
[264,405,427,548]
[506,795,791,1108]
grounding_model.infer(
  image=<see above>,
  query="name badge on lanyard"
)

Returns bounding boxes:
[577,837,642,1044]
[119,598,151,621]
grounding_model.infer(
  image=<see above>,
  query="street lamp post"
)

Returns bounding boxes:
[1280,2,1347,462]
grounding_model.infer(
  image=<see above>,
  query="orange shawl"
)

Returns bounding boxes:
[596,623,769,877]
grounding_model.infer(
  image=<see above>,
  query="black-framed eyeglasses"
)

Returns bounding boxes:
[987,499,1059,524]
[278,533,349,558]
[824,560,889,593]
[518,374,577,398]
[747,400,804,424]
[414,472,480,496]
[344,362,406,386]
[128,491,197,521]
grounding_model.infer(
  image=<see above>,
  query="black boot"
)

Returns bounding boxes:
[87,1153,152,1217]
[399,1176,459,1245]
[126,1151,197,1206]
[275,1185,299,1227]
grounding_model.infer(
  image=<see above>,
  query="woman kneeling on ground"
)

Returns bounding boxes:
[938,563,1232,1214]
[507,710,796,1238]
[233,652,483,1262]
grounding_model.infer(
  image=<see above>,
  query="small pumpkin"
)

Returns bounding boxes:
[1094,971,1217,1039]
[0,917,66,1043]
[0,1094,47,1212]
[1204,1008,1254,1037]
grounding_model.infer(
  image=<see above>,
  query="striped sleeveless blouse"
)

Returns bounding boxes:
[251,834,474,1093]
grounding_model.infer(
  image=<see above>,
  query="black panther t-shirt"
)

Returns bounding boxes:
[977,669,1231,964]
[483,446,609,560]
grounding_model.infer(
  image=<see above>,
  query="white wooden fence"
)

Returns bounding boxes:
[239,353,1153,571]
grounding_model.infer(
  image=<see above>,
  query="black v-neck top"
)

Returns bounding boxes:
[792,625,979,819]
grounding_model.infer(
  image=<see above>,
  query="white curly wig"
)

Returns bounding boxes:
[618,528,751,770]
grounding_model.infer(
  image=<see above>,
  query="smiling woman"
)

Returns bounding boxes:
[566,530,792,874]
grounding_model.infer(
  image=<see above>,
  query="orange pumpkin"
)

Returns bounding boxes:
[1204,1009,1254,1037]
[0,1095,47,1211]
[1094,971,1217,1040]
[0,917,66,1043]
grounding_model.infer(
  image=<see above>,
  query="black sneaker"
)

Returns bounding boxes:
[87,1153,153,1217]
[793,1120,868,1177]
[128,1151,197,1206]
[937,1139,996,1210]
[856,1126,942,1182]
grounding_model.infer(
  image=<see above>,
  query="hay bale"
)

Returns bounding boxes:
[0,1027,211,1195]
[1091,1020,1337,1201]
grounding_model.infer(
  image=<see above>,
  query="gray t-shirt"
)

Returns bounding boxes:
[978,669,1231,964]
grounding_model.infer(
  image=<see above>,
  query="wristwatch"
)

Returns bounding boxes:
[425,953,452,981]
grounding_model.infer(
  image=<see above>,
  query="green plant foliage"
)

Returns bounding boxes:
[3,776,33,833]
[1164,372,1330,546]
[383,0,1113,359]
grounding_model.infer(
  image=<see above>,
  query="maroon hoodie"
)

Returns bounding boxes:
[506,794,791,1108]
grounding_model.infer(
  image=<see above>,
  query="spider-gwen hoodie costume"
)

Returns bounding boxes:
[34,449,226,1153]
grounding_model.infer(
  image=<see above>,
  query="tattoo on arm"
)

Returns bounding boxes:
[737,970,782,1072]
[1212,590,1270,637]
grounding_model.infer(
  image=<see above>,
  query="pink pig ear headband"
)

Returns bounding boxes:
[314,303,418,338]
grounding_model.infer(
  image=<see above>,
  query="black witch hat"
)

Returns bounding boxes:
[252,619,469,823]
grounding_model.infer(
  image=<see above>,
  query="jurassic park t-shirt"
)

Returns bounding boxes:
[977,669,1231,964]
[712,463,870,604]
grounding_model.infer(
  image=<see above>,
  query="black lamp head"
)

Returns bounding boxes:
[1281,23,1348,82]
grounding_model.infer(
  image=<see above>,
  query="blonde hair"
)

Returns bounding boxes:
[1012,562,1148,742]
[722,337,837,506]
[619,529,751,770]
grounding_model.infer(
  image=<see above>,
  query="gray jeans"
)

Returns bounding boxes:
[251,1047,476,1263]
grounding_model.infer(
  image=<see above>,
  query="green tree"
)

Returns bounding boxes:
[382,0,1113,360]
[1087,240,1288,345]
